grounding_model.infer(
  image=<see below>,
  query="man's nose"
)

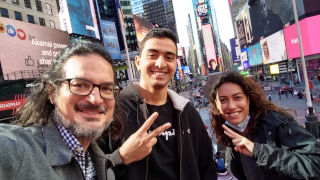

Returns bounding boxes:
[87,86,103,104]
[155,56,165,68]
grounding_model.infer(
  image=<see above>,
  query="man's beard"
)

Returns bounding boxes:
[53,107,108,140]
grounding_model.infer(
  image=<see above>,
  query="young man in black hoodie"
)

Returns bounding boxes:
[107,28,217,180]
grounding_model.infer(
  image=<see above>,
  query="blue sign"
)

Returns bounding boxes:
[67,0,96,38]
[100,20,121,60]
[247,42,263,66]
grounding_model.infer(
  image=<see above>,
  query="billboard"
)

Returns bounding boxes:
[249,0,304,42]
[247,42,263,66]
[260,30,287,64]
[0,81,26,120]
[304,0,320,15]
[133,15,153,46]
[230,38,241,64]
[100,20,121,60]
[0,17,70,80]
[241,48,250,69]
[201,24,219,74]
[284,15,320,59]
[236,4,253,49]
[59,0,100,39]
[270,64,280,74]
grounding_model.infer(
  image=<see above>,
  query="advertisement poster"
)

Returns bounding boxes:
[284,15,320,59]
[201,24,219,74]
[249,0,304,42]
[133,15,153,46]
[260,30,287,64]
[0,81,26,121]
[0,17,70,80]
[247,42,263,66]
[100,20,121,60]
[236,4,253,49]
[241,48,250,69]
[61,0,100,38]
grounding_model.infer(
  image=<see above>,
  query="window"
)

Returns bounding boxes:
[45,3,52,15]
[49,20,55,28]
[24,0,31,8]
[36,0,42,12]
[12,0,19,5]
[0,7,9,18]
[39,17,45,26]
[27,14,35,24]
[14,11,22,20]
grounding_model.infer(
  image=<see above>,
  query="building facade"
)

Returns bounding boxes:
[0,0,60,29]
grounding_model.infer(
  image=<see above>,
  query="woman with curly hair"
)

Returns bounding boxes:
[209,71,320,180]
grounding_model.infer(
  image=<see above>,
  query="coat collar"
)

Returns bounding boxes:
[42,123,108,179]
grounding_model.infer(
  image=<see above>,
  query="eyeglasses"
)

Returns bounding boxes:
[58,78,120,100]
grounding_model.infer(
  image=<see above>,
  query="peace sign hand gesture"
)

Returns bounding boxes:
[222,124,254,157]
[119,112,171,165]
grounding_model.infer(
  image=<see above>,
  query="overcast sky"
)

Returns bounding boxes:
[173,0,235,49]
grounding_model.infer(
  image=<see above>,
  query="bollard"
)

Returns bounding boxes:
[305,107,320,139]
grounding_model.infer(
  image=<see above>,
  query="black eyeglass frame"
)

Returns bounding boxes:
[57,78,120,100]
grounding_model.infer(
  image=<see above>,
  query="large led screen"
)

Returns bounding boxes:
[236,4,253,49]
[133,15,153,46]
[59,0,99,39]
[303,0,320,15]
[0,83,26,120]
[230,38,241,64]
[249,0,304,42]
[260,30,287,64]
[201,24,219,74]
[100,20,121,60]
[0,17,70,80]
[247,42,263,66]
[284,15,320,59]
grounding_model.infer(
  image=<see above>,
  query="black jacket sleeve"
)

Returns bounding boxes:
[252,118,320,179]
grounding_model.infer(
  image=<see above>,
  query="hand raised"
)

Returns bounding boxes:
[119,112,171,165]
[222,124,254,157]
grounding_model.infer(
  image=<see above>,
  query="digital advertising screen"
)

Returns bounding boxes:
[249,0,304,43]
[303,0,320,15]
[241,48,250,69]
[201,24,219,74]
[284,15,320,59]
[133,15,153,46]
[100,20,121,60]
[0,83,26,121]
[260,30,287,64]
[0,17,70,80]
[236,4,253,49]
[230,38,241,64]
[247,42,263,66]
[270,64,280,74]
[59,0,100,39]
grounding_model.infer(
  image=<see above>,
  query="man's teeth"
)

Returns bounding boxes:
[153,71,166,75]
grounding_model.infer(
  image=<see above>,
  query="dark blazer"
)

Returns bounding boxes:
[0,122,120,180]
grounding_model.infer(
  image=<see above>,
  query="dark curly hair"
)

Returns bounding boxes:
[13,41,123,140]
[209,71,291,146]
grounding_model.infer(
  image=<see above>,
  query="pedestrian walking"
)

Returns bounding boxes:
[268,95,272,102]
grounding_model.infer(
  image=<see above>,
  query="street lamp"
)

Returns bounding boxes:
[291,0,320,138]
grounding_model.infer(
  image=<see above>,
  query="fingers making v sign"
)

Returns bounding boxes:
[222,124,254,157]
[119,112,171,165]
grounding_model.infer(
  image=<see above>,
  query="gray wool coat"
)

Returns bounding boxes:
[0,122,122,180]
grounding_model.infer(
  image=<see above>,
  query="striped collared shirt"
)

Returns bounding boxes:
[57,124,97,180]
